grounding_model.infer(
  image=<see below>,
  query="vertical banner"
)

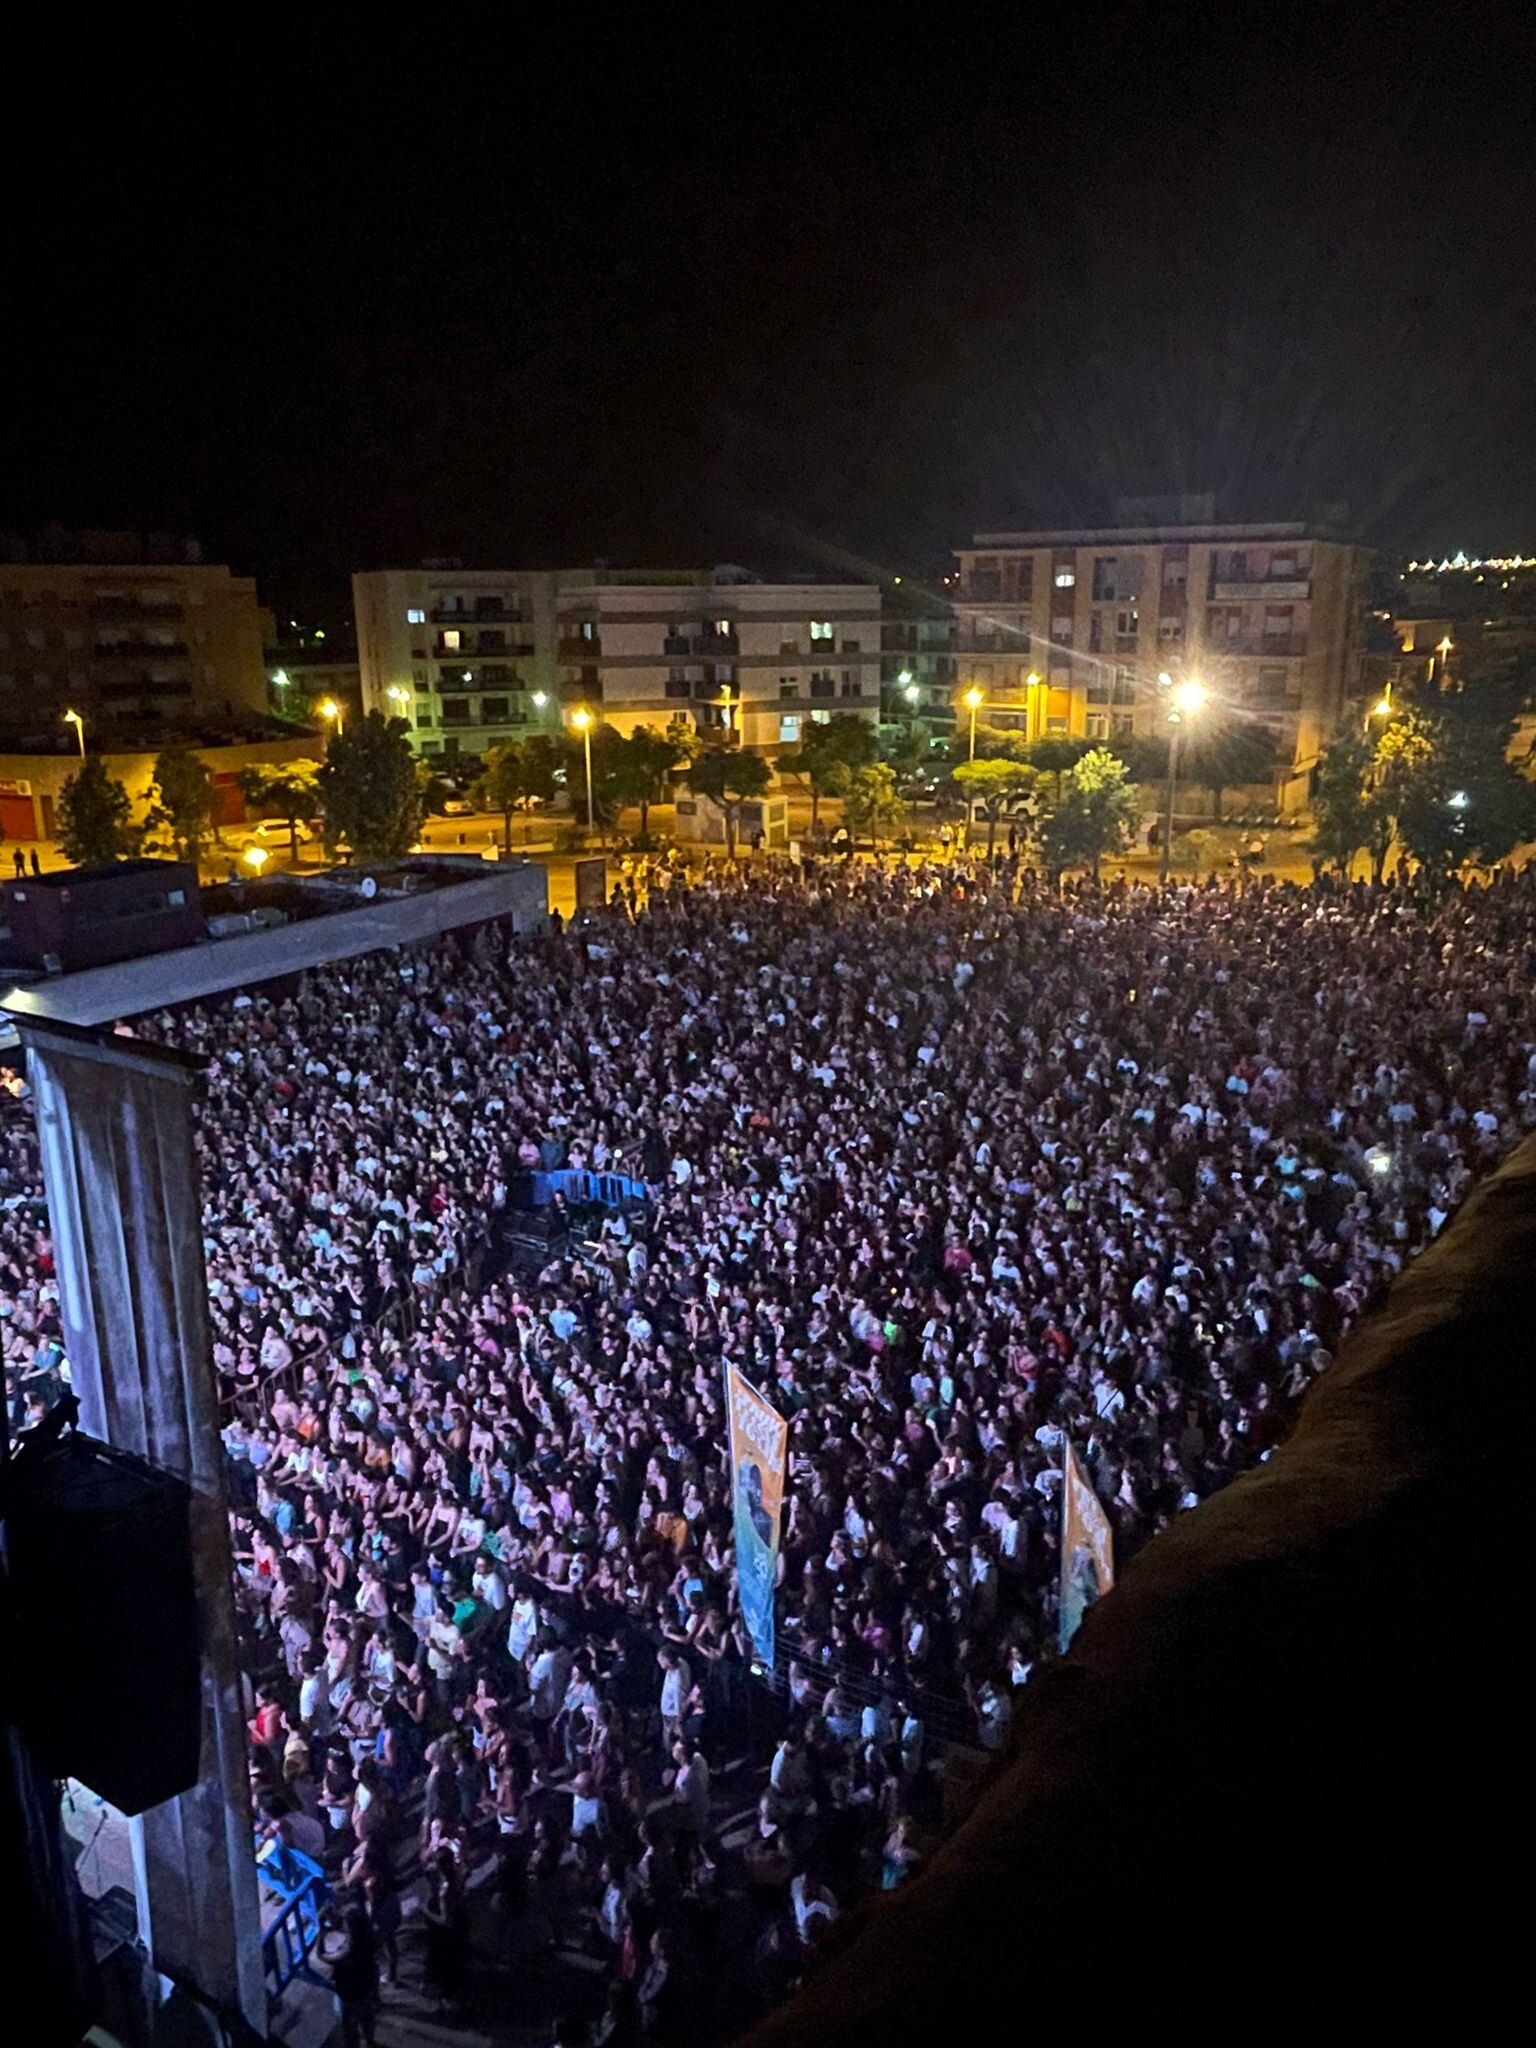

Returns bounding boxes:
[1059,1448,1115,1650]
[725,1364,788,1672]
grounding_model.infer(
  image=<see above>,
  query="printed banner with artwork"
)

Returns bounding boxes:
[1059,1447,1115,1650]
[725,1364,788,1671]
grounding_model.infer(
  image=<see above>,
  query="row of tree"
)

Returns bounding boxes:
[1311,661,1536,881]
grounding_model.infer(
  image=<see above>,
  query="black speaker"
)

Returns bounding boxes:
[3,1428,201,1815]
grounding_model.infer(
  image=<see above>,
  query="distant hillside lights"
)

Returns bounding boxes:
[1407,553,1536,574]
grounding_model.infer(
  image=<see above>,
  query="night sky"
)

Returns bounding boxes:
[6,11,1534,617]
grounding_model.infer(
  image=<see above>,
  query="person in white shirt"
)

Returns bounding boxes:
[670,1740,711,1838]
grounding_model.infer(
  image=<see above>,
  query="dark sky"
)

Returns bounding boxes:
[5,8,1534,617]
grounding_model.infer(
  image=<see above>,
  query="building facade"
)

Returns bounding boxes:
[881,582,957,724]
[555,567,883,753]
[0,536,267,749]
[953,517,1373,793]
[353,567,565,757]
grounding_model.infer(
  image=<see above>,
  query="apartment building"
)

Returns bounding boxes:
[953,509,1373,791]
[555,566,882,752]
[881,582,957,722]
[0,533,267,748]
[353,566,564,757]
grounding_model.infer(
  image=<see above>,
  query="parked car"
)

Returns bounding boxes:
[248,817,315,845]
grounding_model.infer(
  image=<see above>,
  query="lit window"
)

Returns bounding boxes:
[1054,570,1076,588]
[809,621,834,643]
[442,629,461,651]
[407,608,426,624]
[810,707,831,724]
[779,714,802,744]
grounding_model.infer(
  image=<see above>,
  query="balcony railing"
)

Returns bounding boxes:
[430,605,523,624]
[94,641,189,660]
[664,631,740,656]
[559,636,603,659]
[89,598,184,621]
[1208,637,1310,660]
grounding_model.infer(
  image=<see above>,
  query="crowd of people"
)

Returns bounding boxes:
[5,852,1536,2042]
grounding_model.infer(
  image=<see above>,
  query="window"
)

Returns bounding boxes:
[1046,715,1069,732]
[1091,558,1118,602]
[714,618,731,636]
[842,637,860,653]
[1088,614,1104,653]
[1111,712,1135,738]
[1085,711,1109,739]
[1115,607,1139,651]
[1256,667,1288,703]
[809,621,834,644]
[441,697,470,722]
[1270,555,1297,580]
[1112,667,1136,705]
[407,607,426,624]
[809,670,835,698]
[1263,606,1293,640]
[441,629,461,652]
[1162,555,1188,589]
[481,697,510,722]
[780,638,799,656]
[810,708,831,725]
[779,680,797,700]
[840,675,860,697]
[779,714,802,744]
[666,671,691,699]
[1158,616,1184,644]
[1051,615,1074,642]
[1086,675,1110,705]
[1054,569,1076,588]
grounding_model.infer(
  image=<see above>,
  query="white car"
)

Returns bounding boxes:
[248,817,315,846]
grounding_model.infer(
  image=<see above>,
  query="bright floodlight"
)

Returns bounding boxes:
[1171,679,1208,716]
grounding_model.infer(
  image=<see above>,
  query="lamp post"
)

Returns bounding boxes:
[1159,678,1207,885]
[62,708,85,758]
[318,697,343,740]
[571,706,595,832]
[1025,670,1042,743]
[962,686,984,846]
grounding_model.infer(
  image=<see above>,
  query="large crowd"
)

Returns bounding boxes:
[5,854,1536,2043]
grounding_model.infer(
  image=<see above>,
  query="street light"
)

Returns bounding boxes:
[242,844,269,873]
[570,705,595,831]
[962,686,984,847]
[531,691,549,710]
[318,697,343,738]
[1025,671,1042,743]
[271,669,290,692]
[1160,678,1208,885]
[62,708,85,757]
[385,685,411,718]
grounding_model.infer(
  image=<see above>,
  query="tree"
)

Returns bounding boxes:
[1026,734,1094,802]
[1038,748,1140,879]
[1386,700,1536,883]
[57,757,136,867]
[879,721,927,781]
[786,715,877,832]
[472,741,536,854]
[952,758,1041,858]
[318,713,421,860]
[689,747,772,858]
[1309,730,1375,877]
[564,725,627,838]
[1186,720,1278,820]
[144,747,217,865]
[1109,732,1171,786]
[609,726,693,839]
[237,759,322,866]
[842,762,908,848]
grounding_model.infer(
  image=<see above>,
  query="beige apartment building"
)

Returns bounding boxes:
[555,567,882,752]
[953,513,1373,796]
[0,536,267,749]
[356,562,883,758]
[353,566,564,757]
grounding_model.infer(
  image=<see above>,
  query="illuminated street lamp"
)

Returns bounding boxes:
[318,697,343,739]
[1160,677,1208,885]
[271,669,290,692]
[242,844,270,873]
[62,707,85,757]
[570,705,596,831]
[961,686,984,846]
[385,684,411,718]
[1025,670,1042,743]
[531,691,549,710]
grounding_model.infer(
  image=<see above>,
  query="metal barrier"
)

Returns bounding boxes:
[255,1841,331,1998]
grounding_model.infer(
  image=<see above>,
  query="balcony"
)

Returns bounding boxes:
[94,640,189,660]
[663,631,740,657]
[1208,572,1312,598]
[1209,637,1310,660]
[98,676,194,702]
[89,598,184,621]
[430,605,523,624]
[559,635,603,660]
